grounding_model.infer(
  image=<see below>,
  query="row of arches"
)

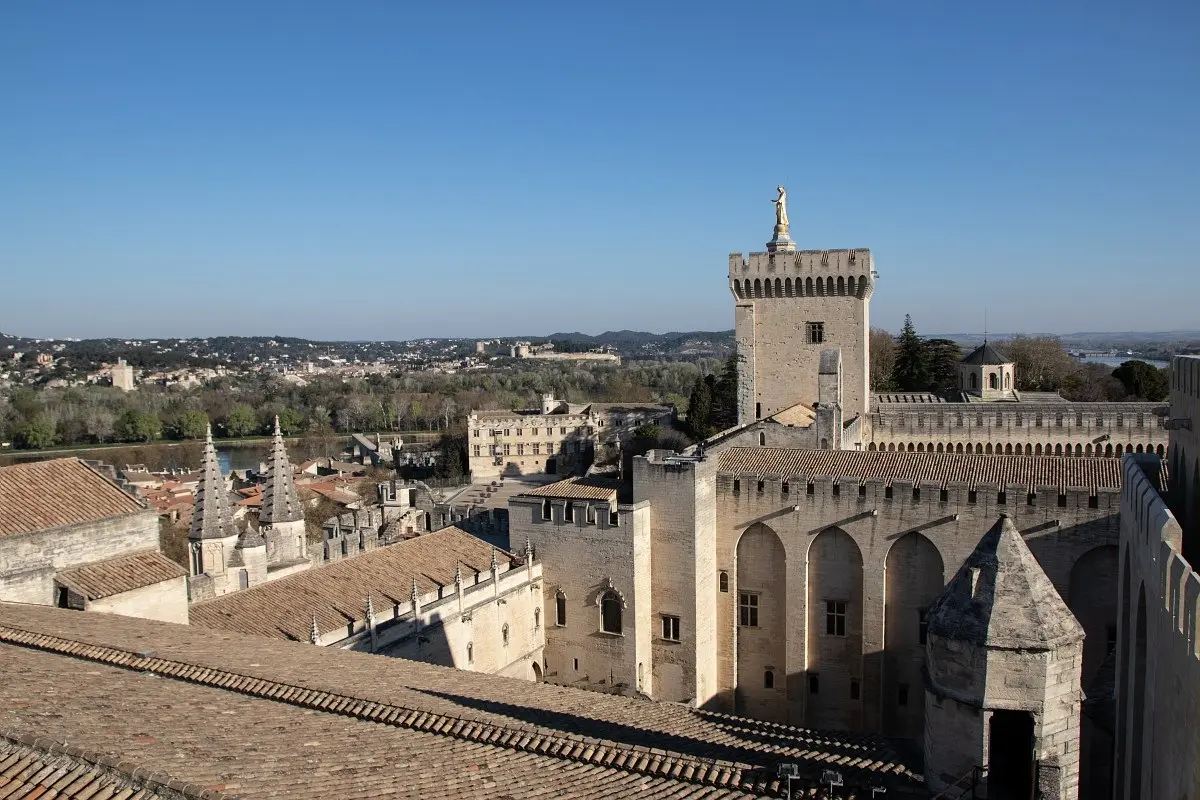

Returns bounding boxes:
[731,274,869,300]
[734,522,1118,738]
[868,441,1166,458]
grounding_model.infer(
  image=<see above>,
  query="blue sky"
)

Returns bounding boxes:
[2,2,1197,339]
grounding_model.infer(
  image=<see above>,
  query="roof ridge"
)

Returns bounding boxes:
[0,623,774,794]
[0,726,230,799]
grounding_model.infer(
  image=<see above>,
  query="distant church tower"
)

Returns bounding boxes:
[729,186,876,425]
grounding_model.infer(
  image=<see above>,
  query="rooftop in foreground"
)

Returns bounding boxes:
[0,603,922,798]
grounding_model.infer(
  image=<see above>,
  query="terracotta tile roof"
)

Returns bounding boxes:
[0,734,188,799]
[769,402,816,426]
[0,604,924,797]
[190,526,513,641]
[0,458,145,537]
[55,550,187,600]
[717,446,1123,491]
[518,476,621,501]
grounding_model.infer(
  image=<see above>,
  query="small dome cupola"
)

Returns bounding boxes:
[958,342,1016,400]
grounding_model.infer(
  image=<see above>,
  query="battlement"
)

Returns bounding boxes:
[717,472,1120,515]
[729,249,875,302]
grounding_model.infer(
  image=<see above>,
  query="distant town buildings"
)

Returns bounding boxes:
[110,357,135,390]
[467,393,674,480]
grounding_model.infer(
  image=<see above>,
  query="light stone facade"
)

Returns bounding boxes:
[85,574,189,624]
[1113,355,1200,800]
[730,249,875,425]
[467,394,673,481]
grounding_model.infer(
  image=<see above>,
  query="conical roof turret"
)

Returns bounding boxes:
[927,514,1083,650]
[190,425,236,540]
[260,415,303,525]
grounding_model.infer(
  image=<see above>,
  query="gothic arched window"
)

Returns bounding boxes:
[555,591,567,626]
[970,373,978,389]
[534,607,541,630]
[764,669,775,689]
[988,373,998,389]
[501,623,510,646]
[466,642,474,665]
[719,571,729,593]
[600,590,622,634]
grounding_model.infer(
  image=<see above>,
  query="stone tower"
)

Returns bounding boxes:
[188,425,238,580]
[729,192,875,425]
[959,342,1016,400]
[259,415,306,563]
[924,514,1084,800]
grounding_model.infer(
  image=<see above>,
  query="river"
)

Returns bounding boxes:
[1080,356,1170,369]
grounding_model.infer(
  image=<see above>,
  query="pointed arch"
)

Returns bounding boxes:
[936,443,944,453]
[837,276,845,295]
[807,527,864,731]
[1055,444,1063,456]
[888,443,896,452]
[1105,444,1114,457]
[1004,444,1013,455]
[736,523,787,721]
[1076,444,1083,456]
[1035,444,1042,456]
[907,443,916,452]
[1135,444,1143,454]
[1115,444,1124,457]
[1068,545,1118,688]
[985,443,993,455]
[955,443,964,454]
[765,279,773,297]
[806,277,814,296]
[869,442,877,451]
[753,278,762,298]
[883,531,944,738]
[847,275,856,296]
[917,443,925,452]
[1085,443,1093,456]
[826,276,835,295]
[1156,444,1164,456]
[784,277,793,297]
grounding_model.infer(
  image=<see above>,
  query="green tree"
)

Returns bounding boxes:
[170,410,209,440]
[922,338,963,393]
[433,433,466,484]
[686,376,715,439]
[277,407,305,434]
[225,404,258,437]
[710,355,739,430]
[869,327,897,391]
[1112,360,1170,401]
[893,315,928,392]
[14,415,57,449]
[115,409,162,443]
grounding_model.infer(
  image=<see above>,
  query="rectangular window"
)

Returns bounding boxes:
[489,444,498,456]
[533,443,540,455]
[503,444,511,456]
[472,429,480,438]
[473,445,481,457]
[806,322,825,344]
[897,683,909,706]
[661,615,680,642]
[850,680,860,700]
[556,595,567,626]
[1106,623,1117,655]
[609,510,619,526]
[516,428,523,437]
[1117,414,1124,428]
[738,592,759,627]
[781,481,789,495]
[560,426,567,435]
[1076,413,1084,427]
[808,673,819,694]
[504,429,510,436]
[757,480,765,493]
[733,479,741,494]
[918,608,929,645]
[825,600,847,636]
[1035,414,1043,428]
[516,444,524,456]
[532,427,539,435]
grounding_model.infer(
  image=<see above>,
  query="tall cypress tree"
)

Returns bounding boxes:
[711,355,739,430]
[893,314,929,392]
[686,376,715,439]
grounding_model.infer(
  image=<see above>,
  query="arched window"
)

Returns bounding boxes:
[837,276,845,295]
[805,277,814,295]
[466,641,473,665]
[554,590,567,626]
[600,590,622,634]
[564,501,574,522]
[534,607,541,629]
[719,571,729,592]
[541,499,551,521]
[970,373,978,389]
[1005,372,1011,389]
[988,373,998,389]
[847,276,856,296]
[758,431,766,446]
[501,623,510,646]
[764,669,775,689]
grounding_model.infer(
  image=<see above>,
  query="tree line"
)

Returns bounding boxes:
[870,315,1169,401]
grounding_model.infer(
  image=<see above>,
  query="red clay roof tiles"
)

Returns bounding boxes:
[0,458,145,537]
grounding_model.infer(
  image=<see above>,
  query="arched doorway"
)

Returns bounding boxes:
[532,661,542,682]
[882,532,944,739]
[1068,546,1118,687]
[806,527,864,731]
[736,523,787,722]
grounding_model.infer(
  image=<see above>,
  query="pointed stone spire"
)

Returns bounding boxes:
[365,592,375,624]
[928,514,1084,649]
[454,561,464,587]
[309,614,321,645]
[491,547,500,572]
[260,415,303,525]
[524,537,534,562]
[189,424,236,540]
[411,577,420,609]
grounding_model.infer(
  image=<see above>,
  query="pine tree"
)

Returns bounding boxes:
[893,314,929,392]
[686,377,715,439]
[711,355,739,430]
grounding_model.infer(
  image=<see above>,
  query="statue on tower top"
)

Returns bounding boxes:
[767,184,795,253]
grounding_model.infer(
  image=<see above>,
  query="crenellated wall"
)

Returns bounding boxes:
[1115,454,1200,800]
[713,470,1119,736]
[870,402,1169,457]
[729,248,875,425]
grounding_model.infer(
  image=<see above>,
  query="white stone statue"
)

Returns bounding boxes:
[773,185,789,230]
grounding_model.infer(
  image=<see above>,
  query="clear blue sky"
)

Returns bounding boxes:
[2,2,1197,340]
